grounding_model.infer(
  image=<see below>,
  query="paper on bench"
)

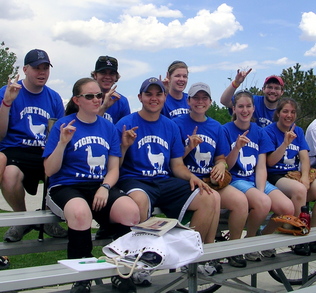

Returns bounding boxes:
[58,257,116,271]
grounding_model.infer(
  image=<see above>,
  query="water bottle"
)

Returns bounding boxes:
[299,205,311,229]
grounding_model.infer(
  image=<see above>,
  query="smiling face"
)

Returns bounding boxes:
[233,94,255,124]
[93,69,118,92]
[276,101,297,131]
[168,67,188,95]
[263,82,284,104]
[138,84,166,116]
[188,90,211,115]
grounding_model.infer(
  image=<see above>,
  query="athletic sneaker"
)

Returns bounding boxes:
[0,256,10,270]
[111,275,137,293]
[261,248,276,258]
[70,280,91,293]
[293,244,311,256]
[227,255,247,268]
[181,260,223,276]
[132,270,152,286]
[4,225,33,242]
[245,251,262,261]
[42,223,68,238]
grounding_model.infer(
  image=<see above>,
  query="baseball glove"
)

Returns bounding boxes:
[285,168,316,183]
[272,215,310,236]
[202,169,232,190]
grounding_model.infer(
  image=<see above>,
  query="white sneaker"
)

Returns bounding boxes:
[132,270,152,287]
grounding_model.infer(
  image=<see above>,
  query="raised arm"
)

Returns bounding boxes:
[0,76,21,140]
[220,69,252,108]
[44,120,76,177]
[119,125,138,166]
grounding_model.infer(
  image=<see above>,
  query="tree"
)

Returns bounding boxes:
[281,63,316,131]
[206,101,231,124]
[0,42,19,87]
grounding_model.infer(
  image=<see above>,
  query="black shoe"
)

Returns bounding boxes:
[310,241,316,253]
[70,280,91,293]
[111,275,137,293]
[95,226,109,240]
[228,255,247,268]
[293,244,311,256]
[0,256,10,270]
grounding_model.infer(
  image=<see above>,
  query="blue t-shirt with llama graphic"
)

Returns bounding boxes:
[222,121,274,182]
[43,113,121,187]
[115,112,184,181]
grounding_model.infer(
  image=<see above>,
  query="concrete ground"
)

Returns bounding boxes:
[0,185,303,292]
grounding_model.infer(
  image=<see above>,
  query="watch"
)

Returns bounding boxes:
[100,183,111,190]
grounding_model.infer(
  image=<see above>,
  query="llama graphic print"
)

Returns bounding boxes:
[85,145,105,174]
[239,148,256,171]
[27,115,46,139]
[147,144,164,171]
[194,144,211,168]
[283,150,295,166]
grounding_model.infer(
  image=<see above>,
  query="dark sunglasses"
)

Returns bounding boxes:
[78,93,103,100]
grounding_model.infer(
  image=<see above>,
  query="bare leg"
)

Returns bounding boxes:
[188,189,221,244]
[1,165,26,211]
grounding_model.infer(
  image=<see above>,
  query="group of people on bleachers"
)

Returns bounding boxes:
[0,49,316,293]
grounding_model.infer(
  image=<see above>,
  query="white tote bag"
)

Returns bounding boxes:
[102,227,203,274]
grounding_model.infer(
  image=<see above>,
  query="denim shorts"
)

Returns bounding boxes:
[230,180,278,194]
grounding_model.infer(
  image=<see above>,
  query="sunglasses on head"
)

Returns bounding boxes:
[78,93,103,100]
[98,56,117,64]
[234,89,253,96]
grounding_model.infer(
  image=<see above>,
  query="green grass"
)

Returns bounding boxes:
[0,210,103,269]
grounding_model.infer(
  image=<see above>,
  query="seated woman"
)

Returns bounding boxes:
[223,90,294,262]
[43,78,140,293]
[173,82,249,268]
[264,97,316,255]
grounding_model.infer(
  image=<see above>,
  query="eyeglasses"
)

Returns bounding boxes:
[78,93,103,100]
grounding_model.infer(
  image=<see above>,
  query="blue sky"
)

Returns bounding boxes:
[1,0,316,112]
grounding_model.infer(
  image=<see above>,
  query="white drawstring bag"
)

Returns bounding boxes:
[102,227,203,277]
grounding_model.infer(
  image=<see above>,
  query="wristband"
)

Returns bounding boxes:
[100,183,111,190]
[2,100,11,107]
[232,80,240,89]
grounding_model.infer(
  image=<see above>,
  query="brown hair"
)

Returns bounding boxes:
[167,60,188,76]
[273,97,299,122]
[65,78,99,115]
[232,90,255,121]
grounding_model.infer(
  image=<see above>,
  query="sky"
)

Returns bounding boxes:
[1,0,316,112]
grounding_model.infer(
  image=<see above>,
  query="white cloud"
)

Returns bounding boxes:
[305,44,316,56]
[124,4,183,18]
[263,57,290,65]
[299,12,316,41]
[227,42,248,52]
[51,3,242,51]
[0,0,32,20]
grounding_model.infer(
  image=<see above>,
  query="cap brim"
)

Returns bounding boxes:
[28,60,52,67]
[96,66,118,72]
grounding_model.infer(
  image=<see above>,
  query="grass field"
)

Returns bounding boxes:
[0,210,103,270]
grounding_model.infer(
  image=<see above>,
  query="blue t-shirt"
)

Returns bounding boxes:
[0,81,64,150]
[43,113,121,187]
[161,93,190,119]
[116,112,184,181]
[264,122,309,174]
[103,92,130,124]
[173,114,230,179]
[223,122,274,182]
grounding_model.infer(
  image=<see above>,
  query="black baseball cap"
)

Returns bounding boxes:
[24,49,52,67]
[95,56,118,72]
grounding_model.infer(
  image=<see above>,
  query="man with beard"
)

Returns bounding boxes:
[220,69,284,128]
